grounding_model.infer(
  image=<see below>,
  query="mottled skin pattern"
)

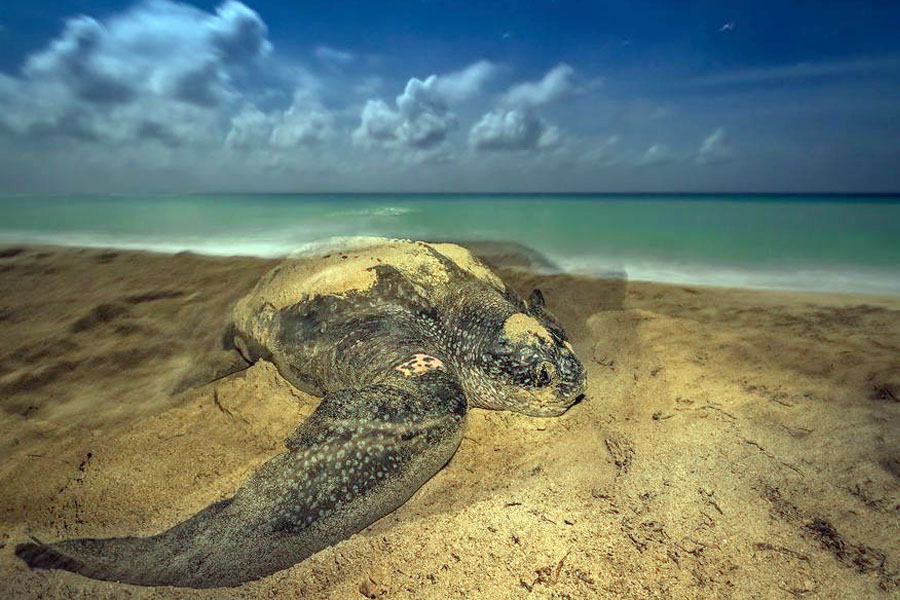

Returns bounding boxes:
[16,240,586,588]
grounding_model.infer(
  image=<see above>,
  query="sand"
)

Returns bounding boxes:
[0,244,898,599]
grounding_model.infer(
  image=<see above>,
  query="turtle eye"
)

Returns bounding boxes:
[535,361,554,386]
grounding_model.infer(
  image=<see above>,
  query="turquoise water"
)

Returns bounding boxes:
[1,193,898,294]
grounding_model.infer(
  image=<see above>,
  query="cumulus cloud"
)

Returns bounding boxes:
[226,92,333,150]
[433,60,498,103]
[206,1,271,62]
[355,76,454,149]
[468,108,560,151]
[697,127,733,164]
[636,144,673,166]
[394,77,455,148]
[354,99,402,143]
[468,64,573,153]
[0,0,272,144]
[38,0,268,107]
[225,104,272,149]
[352,61,497,154]
[501,63,575,107]
[22,16,136,105]
[270,102,332,147]
[353,77,450,150]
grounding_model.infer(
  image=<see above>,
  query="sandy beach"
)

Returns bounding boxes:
[0,243,898,599]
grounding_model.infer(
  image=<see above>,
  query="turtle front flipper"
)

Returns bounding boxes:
[16,369,467,588]
[169,349,251,395]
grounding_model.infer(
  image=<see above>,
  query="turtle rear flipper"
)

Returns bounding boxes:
[17,369,466,588]
[15,499,233,585]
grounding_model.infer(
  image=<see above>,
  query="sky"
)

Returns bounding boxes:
[0,0,898,193]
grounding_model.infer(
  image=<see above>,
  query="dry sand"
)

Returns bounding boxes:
[0,244,898,599]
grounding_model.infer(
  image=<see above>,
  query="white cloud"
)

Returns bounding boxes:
[352,61,497,153]
[315,45,355,67]
[501,63,575,107]
[270,103,332,147]
[433,60,498,103]
[25,0,270,107]
[0,2,779,191]
[227,92,333,150]
[0,0,347,191]
[0,0,273,144]
[352,75,454,150]
[206,0,271,62]
[697,127,733,164]
[225,104,273,149]
[353,99,403,144]
[395,76,457,148]
[23,16,136,105]
[468,64,574,153]
[636,144,673,166]
[468,108,560,151]
[691,57,899,87]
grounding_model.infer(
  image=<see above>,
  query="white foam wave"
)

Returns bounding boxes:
[551,254,900,296]
[3,229,898,296]
[326,206,419,218]
[286,236,407,258]
[0,230,314,258]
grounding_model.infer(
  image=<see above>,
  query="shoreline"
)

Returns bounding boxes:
[1,243,898,598]
[2,191,897,296]
[1,240,898,299]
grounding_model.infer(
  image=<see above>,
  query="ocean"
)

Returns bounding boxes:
[1,193,898,295]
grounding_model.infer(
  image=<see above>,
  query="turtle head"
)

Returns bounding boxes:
[469,289,586,417]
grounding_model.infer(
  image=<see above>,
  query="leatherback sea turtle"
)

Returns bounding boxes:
[17,239,586,588]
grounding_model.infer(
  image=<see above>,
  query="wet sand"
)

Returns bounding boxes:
[0,244,898,599]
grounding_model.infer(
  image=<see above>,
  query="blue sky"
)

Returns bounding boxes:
[0,0,898,192]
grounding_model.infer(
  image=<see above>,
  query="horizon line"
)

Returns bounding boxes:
[3,191,900,198]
